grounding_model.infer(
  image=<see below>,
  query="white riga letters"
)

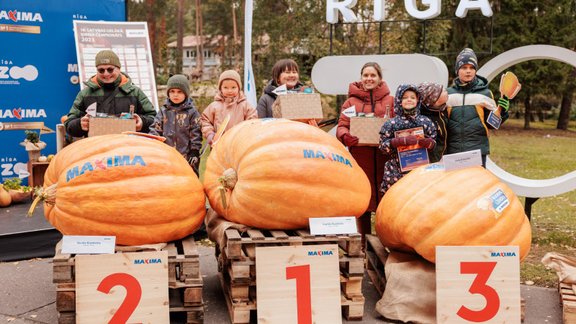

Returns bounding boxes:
[326,0,493,23]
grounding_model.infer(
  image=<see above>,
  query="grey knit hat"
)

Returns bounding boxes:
[167,74,190,97]
[95,50,121,68]
[455,48,478,74]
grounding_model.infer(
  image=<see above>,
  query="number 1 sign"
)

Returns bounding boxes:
[256,244,342,324]
[436,246,520,323]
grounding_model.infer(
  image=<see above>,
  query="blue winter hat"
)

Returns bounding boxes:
[455,48,478,74]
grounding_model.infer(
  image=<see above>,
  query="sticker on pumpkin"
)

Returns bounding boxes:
[477,188,509,217]
[490,188,510,213]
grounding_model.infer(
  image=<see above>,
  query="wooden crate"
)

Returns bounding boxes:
[53,235,203,324]
[216,228,365,323]
[559,282,576,323]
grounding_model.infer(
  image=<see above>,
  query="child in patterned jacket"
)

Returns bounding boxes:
[379,84,437,194]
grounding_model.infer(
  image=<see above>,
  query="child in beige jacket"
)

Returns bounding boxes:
[201,70,257,145]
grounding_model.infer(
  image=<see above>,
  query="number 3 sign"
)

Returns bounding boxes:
[436,246,520,323]
[256,244,342,324]
[75,251,169,324]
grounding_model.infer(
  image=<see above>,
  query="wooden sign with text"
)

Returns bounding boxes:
[256,244,342,324]
[436,246,520,323]
[75,251,169,324]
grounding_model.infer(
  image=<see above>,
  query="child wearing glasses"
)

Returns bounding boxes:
[149,75,202,175]
[64,49,156,137]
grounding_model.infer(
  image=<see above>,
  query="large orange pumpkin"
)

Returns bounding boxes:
[375,165,531,263]
[40,134,205,245]
[203,119,371,229]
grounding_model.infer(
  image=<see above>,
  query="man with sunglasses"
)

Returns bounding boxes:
[64,50,156,137]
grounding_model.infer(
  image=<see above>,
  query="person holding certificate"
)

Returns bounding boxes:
[379,84,437,194]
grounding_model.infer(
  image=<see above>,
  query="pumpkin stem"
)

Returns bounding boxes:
[218,168,238,190]
[217,168,237,210]
[27,184,57,217]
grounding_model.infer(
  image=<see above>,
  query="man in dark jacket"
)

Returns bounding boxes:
[446,48,510,167]
[64,50,156,137]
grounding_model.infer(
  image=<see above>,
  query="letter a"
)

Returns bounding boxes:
[455,0,493,18]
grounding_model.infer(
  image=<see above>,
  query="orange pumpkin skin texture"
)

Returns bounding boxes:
[375,165,531,263]
[43,134,205,245]
[203,119,371,229]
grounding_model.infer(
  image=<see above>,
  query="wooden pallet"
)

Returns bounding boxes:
[216,228,365,323]
[559,282,576,323]
[53,235,204,324]
[364,234,389,296]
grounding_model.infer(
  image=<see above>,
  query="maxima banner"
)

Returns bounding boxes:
[0,0,125,184]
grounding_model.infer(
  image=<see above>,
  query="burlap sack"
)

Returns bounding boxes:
[204,207,248,249]
[542,252,576,295]
[375,251,436,323]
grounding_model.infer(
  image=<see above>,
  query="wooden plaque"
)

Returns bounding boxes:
[436,246,521,323]
[88,117,136,137]
[272,93,323,121]
[75,251,169,324]
[350,117,386,146]
[256,244,342,324]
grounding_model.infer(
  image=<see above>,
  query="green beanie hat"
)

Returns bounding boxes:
[167,74,190,97]
[95,50,121,68]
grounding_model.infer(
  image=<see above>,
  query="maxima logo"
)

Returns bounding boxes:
[0,10,43,22]
[0,108,47,119]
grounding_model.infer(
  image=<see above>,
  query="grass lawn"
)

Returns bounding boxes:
[489,118,576,287]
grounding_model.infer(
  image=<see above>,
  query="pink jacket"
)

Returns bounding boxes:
[200,92,258,140]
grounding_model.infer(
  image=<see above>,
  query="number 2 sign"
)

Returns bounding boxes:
[436,246,520,323]
[75,251,169,324]
[256,244,342,324]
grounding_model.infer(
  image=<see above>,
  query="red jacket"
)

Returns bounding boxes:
[337,81,394,212]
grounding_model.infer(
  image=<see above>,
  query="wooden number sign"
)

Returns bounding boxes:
[436,246,521,323]
[256,244,342,324]
[75,251,169,324]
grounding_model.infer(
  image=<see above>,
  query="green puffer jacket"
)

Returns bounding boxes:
[446,75,508,155]
[65,73,156,137]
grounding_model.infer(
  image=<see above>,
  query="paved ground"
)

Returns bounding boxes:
[0,245,563,323]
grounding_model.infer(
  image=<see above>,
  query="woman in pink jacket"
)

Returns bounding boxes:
[201,70,258,145]
[336,62,395,236]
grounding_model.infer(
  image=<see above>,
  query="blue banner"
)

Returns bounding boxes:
[0,1,125,184]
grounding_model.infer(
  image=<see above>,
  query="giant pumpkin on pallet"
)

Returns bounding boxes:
[375,165,531,263]
[203,119,371,229]
[35,133,205,245]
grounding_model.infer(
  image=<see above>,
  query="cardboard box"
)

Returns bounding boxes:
[349,117,386,146]
[272,93,323,121]
[88,117,136,137]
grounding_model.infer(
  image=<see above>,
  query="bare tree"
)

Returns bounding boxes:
[232,2,240,69]
[558,67,576,130]
[194,0,204,80]
[176,0,184,73]
[146,0,157,66]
